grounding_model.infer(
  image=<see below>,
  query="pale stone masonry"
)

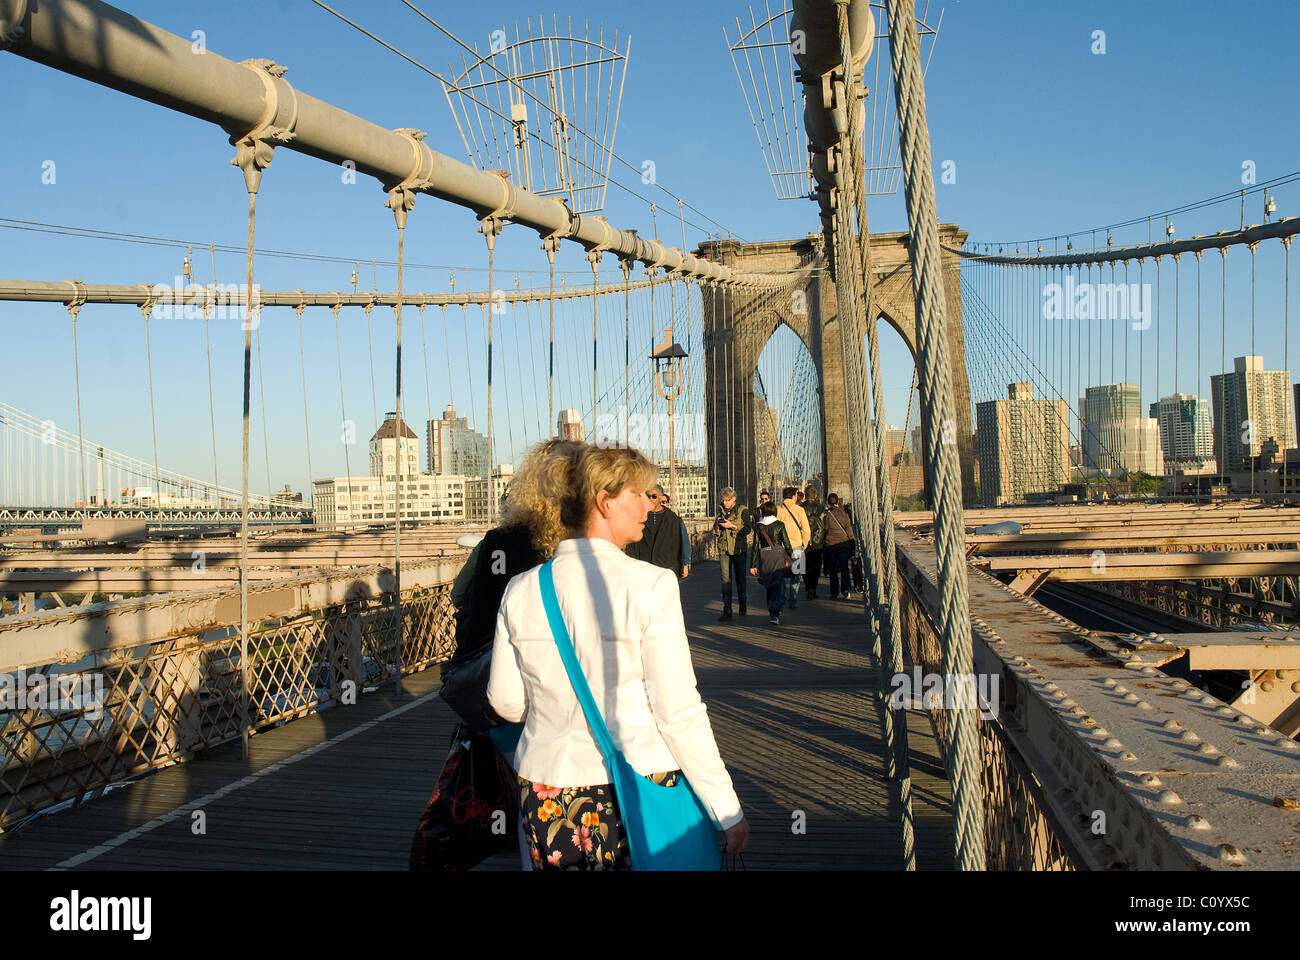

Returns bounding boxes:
[699,228,974,509]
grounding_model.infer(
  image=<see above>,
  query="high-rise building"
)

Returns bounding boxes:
[1210,357,1296,472]
[1149,394,1213,464]
[370,413,419,479]
[975,382,1069,505]
[1080,383,1147,474]
[427,405,488,478]
[1294,383,1299,450]
[885,425,924,499]
[557,408,584,442]
[1122,417,1165,476]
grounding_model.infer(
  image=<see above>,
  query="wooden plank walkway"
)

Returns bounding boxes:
[0,561,952,870]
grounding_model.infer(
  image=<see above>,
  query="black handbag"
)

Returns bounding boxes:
[409,723,519,870]
[439,646,507,732]
[755,525,793,587]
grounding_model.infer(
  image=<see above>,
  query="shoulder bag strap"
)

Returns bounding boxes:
[537,560,619,764]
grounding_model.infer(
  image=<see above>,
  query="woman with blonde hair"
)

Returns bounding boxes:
[488,444,749,870]
[440,437,585,731]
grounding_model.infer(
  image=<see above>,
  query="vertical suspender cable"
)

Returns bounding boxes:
[255,325,272,504]
[1196,252,1203,496]
[1249,243,1257,496]
[524,293,543,443]
[365,303,378,430]
[649,264,658,457]
[420,304,432,471]
[1220,249,1227,480]
[462,302,478,451]
[545,239,557,436]
[207,245,221,494]
[482,220,500,522]
[143,304,161,516]
[232,135,269,760]
[623,259,632,436]
[885,0,985,870]
[332,302,355,528]
[590,257,601,440]
[68,294,87,507]
[442,305,455,411]
[1283,239,1292,494]
[296,303,314,503]
[1174,255,1181,397]
[388,187,414,682]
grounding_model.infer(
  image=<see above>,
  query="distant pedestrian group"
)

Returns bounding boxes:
[713,483,862,628]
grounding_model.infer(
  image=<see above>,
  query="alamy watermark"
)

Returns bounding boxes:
[0,669,106,720]
[1042,276,1153,330]
[594,406,707,459]
[889,667,1000,719]
[144,275,263,324]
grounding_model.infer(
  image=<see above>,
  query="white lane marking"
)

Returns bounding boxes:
[50,689,441,870]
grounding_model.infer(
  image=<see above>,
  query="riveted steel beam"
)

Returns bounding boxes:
[897,533,1300,870]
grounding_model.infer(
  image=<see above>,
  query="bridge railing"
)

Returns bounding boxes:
[896,561,1079,870]
[0,561,460,831]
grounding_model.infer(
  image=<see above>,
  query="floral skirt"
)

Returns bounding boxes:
[518,771,680,871]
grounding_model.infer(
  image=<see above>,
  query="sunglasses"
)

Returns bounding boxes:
[647,493,661,500]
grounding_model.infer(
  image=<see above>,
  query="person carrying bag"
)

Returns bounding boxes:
[749,501,795,625]
[487,444,748,870]
[538,560,717,869]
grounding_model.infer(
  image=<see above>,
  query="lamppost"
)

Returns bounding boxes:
[651,326,688,505]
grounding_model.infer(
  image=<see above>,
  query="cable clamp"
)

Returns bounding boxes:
[229,60,299,193]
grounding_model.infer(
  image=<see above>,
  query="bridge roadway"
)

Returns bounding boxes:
[0,561,953,870]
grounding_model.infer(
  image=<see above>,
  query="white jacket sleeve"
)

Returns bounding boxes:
[485,588,527,723]
[639,569,744,829]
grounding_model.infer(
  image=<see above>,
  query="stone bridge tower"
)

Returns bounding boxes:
[699,225,974,512]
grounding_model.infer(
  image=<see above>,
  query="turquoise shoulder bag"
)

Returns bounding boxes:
[537,560,719,870]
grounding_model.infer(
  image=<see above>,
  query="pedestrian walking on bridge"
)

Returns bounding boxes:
[714,486,750,620]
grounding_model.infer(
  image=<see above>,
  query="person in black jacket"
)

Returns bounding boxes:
[748,501,794,626]
[801,486,826,600]
[623,483,689,579]
[439,438,585,731]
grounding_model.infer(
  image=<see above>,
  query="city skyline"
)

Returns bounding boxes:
[2,1,1298,501]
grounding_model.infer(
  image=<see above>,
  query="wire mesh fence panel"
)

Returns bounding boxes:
[0,579,457,830]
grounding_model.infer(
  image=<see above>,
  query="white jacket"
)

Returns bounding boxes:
[486,537,743,829]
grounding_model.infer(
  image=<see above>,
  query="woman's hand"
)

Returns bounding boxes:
[724,817,750,854]
[749,567,758,576]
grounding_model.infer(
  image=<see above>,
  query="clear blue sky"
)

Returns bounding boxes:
[1,0,1297,499]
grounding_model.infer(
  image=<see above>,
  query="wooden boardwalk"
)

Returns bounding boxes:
[0,561,952,870]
